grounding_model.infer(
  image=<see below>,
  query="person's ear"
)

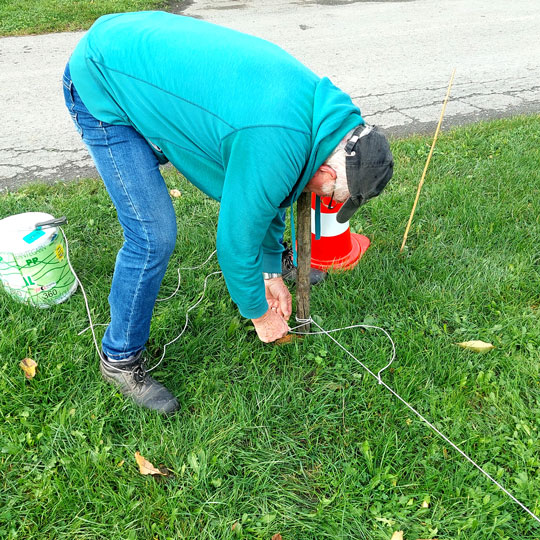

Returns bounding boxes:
[318,164,337,180]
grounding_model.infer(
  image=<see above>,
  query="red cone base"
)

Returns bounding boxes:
[311,231,370,271]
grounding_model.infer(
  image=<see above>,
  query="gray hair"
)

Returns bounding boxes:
[322,127,356,201]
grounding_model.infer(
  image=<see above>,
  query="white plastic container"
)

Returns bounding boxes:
[0,212,77,308]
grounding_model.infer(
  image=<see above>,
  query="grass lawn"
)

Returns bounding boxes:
[0,0,174,36]
[0,115,539,539]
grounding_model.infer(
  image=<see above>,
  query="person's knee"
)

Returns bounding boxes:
[149,216,177,262]
[122,213,176,264]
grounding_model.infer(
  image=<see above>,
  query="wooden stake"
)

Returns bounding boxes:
[400,68,456,253]
[296,191,311,332]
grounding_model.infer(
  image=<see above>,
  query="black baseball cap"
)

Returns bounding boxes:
[336,125,394,224]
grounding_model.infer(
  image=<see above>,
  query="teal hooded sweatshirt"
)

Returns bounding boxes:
[69,11,362,319]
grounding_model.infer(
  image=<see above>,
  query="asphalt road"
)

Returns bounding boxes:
[1,0,539,191]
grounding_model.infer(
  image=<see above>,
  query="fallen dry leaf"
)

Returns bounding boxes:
[272,534,283,540]
[170,189,182,198]
[391,532,404,540]
[231,521,243,534]
[20,357,37,380]
[457,340,495,353]
[275,334,301,345]
[134,451,166,476]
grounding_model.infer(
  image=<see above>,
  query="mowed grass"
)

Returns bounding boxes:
[0,0,172,36]
[1,115,539,539]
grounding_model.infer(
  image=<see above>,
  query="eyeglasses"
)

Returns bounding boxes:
[327,190,336,210]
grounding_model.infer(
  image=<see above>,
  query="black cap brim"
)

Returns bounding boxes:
[336,197,362,224]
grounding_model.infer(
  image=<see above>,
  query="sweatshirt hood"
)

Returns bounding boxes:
[279,77,363,208]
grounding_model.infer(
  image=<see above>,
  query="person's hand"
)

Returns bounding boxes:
[251,307,290,343]
[264,277,292,321]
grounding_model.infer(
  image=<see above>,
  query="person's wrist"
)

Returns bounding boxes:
[262,272,282,280]
[252,308,272,324]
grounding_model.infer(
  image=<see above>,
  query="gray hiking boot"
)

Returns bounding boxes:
[100,351,179,415]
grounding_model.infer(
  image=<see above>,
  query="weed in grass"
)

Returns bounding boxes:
[0,116,539,539]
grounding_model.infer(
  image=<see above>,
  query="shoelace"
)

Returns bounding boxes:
[132,363,147,384]
[281,246,296,273]
[102,356,147,384]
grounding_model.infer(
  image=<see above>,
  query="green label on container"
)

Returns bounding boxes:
[0,236,77,308]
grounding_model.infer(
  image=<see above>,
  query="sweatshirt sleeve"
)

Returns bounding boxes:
[261,210,286,273]
[217,127,309,318]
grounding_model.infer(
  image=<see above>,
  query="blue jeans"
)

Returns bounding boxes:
[63,64,177,360]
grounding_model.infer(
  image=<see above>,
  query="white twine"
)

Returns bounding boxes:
[60,227,101,358]
[62,234,540,526]
[290,320,396,382]
[293,316,540,526]
[148,270,222,373]
[155,250,217,303]
[63,228,220,373]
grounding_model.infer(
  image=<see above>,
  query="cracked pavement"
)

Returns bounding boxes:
[1,0,539,191]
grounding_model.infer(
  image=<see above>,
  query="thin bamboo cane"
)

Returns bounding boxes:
[400,69,456,253]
